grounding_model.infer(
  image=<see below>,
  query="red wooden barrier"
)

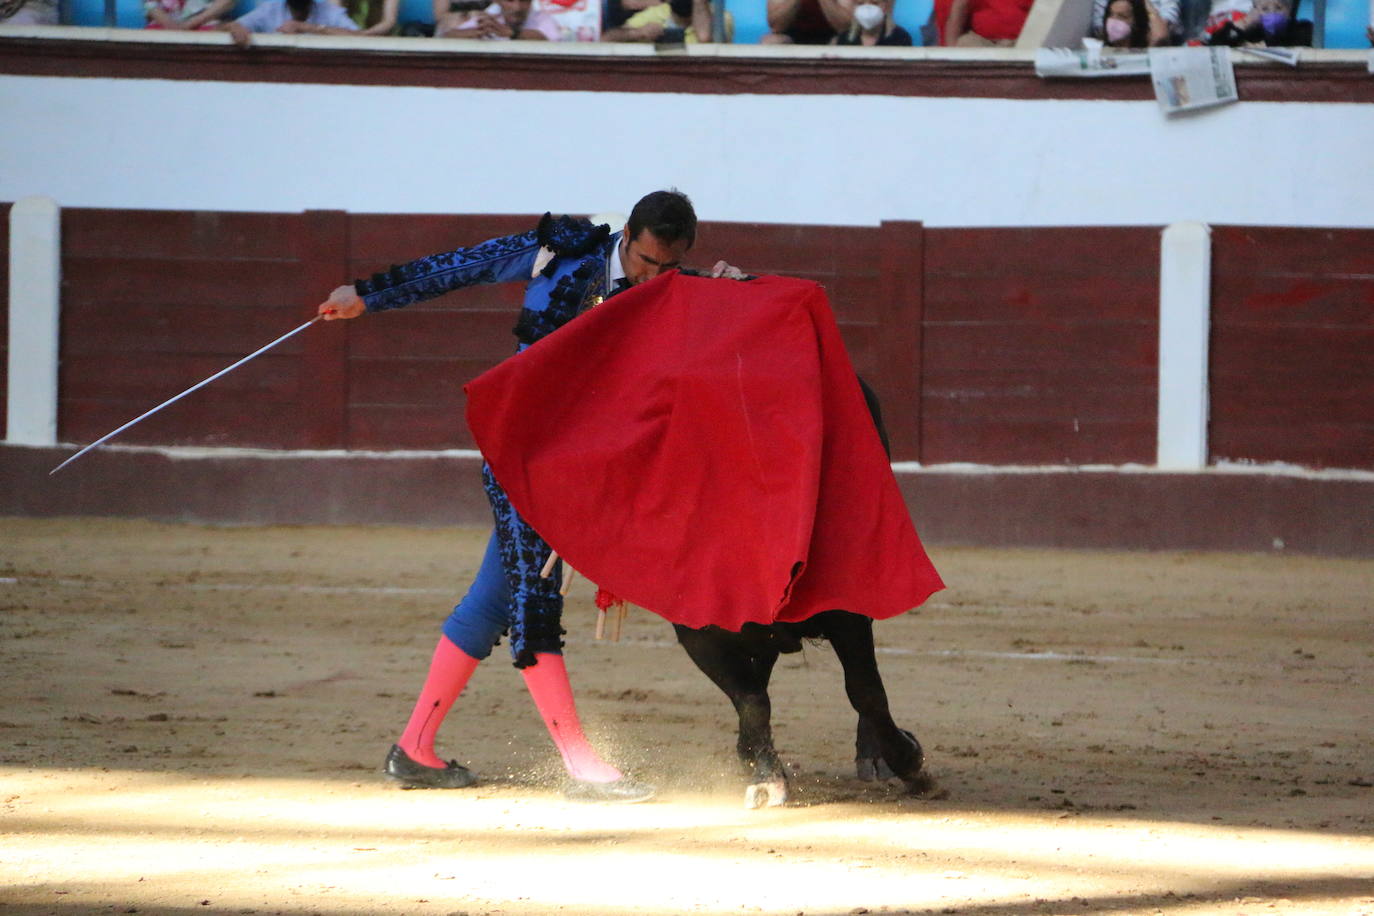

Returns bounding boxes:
[1210,226,1374,470]
[0,201,10,434]
[922,226,1160,465]
[11,208,1370,472]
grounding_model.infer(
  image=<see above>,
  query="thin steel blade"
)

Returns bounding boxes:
[49,314,324,476]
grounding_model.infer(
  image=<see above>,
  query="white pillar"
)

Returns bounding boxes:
[6,196,62,446]
[1156,221,1211,470]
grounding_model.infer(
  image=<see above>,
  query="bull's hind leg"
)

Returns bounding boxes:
[672,624,788,808]
[818,611,934,794]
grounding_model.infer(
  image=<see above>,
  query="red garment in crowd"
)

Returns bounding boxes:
[934,0,953,42]
[968,0,1032,40]
[465,271,944,632]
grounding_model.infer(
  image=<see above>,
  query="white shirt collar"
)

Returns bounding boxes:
[607,230,626,291]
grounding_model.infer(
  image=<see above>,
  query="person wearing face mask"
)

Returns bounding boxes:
[1091,0,1173,44]
[1100,0,1150,46]
[833,0,912,44]
[603,0,733,41]
[1201,0,1311,45]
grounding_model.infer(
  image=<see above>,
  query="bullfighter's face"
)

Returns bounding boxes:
[620,229,692,286]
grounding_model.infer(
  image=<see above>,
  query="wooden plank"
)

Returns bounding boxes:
[348,213,537,262]
[1209,424,1374,470]
[297,210,350,449]
[1211,326,1374,374]
[348,403,473,450]
[923,367,1157,421]
[873,220,923,462]
[923,274,1157,323]
[59,353,301,401]
[347,310,516,360]
[63,208,300,260]
[62,257,301,309]
[1211,226,1374,278]
[60,302,303,356]
[1212,274,1374,327]
[1211,376,1374,425]
[921,417,1155,465]
[349,357,504,407]
[693,224,874,277]
[60,396,311,449]
[922,322,1158,372]
[817,273,881,326]
[0,200,9,434]
[925,227,1160,277]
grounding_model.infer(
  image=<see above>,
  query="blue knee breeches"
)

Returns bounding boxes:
[441,464,565,668]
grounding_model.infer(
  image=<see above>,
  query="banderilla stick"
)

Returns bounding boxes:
[610,603,626,642]
[539,549,578,596]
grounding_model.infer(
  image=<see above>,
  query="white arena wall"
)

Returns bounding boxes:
[1,53,1373,227]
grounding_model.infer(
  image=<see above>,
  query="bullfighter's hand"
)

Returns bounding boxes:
[319,285,365,320]
[710,260,746,280]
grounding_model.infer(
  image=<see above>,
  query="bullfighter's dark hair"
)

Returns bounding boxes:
[627,189,697,249]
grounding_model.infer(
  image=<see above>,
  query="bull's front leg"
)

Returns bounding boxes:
[673,624,789,808]
[818,611,935,795]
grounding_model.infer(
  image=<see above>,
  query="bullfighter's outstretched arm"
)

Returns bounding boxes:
[320,228,543,320]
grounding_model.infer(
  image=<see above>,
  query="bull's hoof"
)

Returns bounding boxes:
[856,755,895,782]
[744,779,788,809]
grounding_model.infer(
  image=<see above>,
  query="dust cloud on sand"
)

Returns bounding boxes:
[2,517,1372,916]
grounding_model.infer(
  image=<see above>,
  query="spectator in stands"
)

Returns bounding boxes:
[762,0,851,43]
[339,0,400,33]
[1092,0,1168,45]
[0,0,58,24]
[603,0,733,42]
[1212,0,1310,43]
[833,0,912,44]
[145,0,235,30]
[223,0,359,43]
[435,0,562,38]
[943,0,1032,45]
[1180,0,1246,42]
[601,0,659,31]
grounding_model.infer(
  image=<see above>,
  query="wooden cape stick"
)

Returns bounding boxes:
[540,549,626,641]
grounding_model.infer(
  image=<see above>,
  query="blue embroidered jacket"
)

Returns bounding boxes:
[355,214,617,349]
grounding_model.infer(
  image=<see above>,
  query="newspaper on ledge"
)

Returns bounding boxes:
[1035,44,1151,78]
[1147,46,1239,114]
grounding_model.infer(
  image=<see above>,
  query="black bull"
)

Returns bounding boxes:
[670,378,934,808]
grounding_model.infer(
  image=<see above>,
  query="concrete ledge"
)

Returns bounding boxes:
[899,468,1374,557]
[5,444,1371,556]
[4,444,491,527]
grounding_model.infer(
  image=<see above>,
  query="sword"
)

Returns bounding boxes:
[49,313,327,476]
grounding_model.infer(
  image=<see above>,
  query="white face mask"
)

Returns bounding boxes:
[853,2,885,30]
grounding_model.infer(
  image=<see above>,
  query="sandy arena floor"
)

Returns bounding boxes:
[1,516,1372,916]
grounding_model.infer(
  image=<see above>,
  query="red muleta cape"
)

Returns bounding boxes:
[464,271,944,631]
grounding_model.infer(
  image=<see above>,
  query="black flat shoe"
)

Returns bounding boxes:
[384,744,476,789]
[563,776,655,804]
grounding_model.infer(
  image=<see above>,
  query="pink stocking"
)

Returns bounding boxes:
[522,652,622,783]
[396,636,481,768]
